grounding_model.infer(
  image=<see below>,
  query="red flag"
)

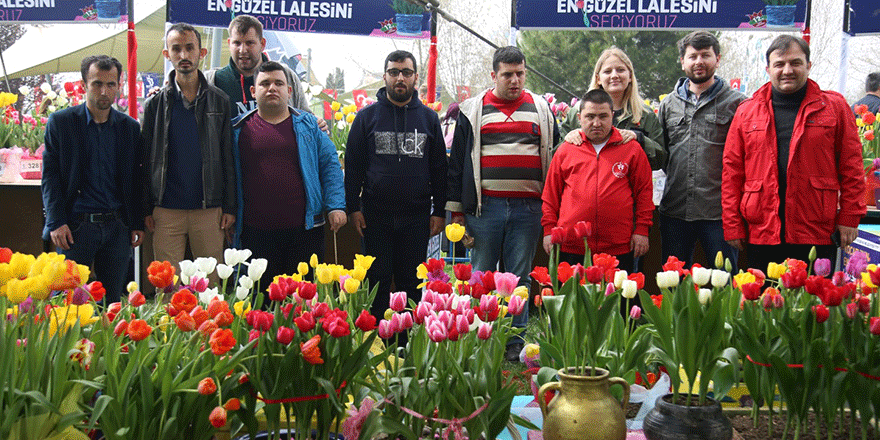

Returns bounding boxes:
[352,89,368,109]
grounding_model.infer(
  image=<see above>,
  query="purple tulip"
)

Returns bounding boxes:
[813,258,831,277]
[846,251,868,278]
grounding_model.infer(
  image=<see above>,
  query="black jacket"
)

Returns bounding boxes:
[344,88,446,216]
[42,104,144,240]
[141,70,236,215]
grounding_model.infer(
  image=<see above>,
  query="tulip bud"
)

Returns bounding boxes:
[698,288,712,305]
[812,304,829,323]
[725,258,732,273]
[477,322,493,340]
[629,305,641,320]
[605,282,616,296]
[809,246,817,262]
[613,270,628,289]
[714,251,724,269]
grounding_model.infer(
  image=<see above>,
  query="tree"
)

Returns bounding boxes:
[436,0,507,100]
[325,67,345,94]
[519,30,688,102]
[0,24,46,113]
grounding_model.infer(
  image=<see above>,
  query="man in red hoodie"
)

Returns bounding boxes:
[541,89,654,269]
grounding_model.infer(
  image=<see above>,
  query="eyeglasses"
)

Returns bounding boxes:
[386,68,415,78]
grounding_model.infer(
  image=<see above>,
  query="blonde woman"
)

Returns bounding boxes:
[560,47,666,170]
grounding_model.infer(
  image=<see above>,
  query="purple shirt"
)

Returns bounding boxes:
[239,113,306,229]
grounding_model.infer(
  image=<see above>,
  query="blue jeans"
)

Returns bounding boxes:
[60,217,132,304]
[466,196,543,344]
[659,214,738,273]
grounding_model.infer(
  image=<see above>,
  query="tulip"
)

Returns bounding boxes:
[377,319,394,339]
[216,264,233,280]
[741,282,762,301]
[508,294,525,316]
[455,314,469,334]
[477,322,493,340]
[248,258,268,281]
[692,266,711,286]
[343,277,360,294]
[199,287,220,305]
[223,398,241,411]
[175,311,196,332]
[238,275,253,290]
[198,377,217,395]
[710,269,730,288]
[550,226,565,244]
[310,253,319,268]
[858,295,871,313]
[714,251,724,269]
[126,319,152,341]
[870,317,880,335]
[613,270,628,288]
[445,223,465,242]
[629,305,641,320]
[656,271,680,289]
[195,257,217,275]
[574,221,592,239]
[453,263,472,282]
[276,326,295,345]
[584,265,603,284]
[128,291,146,307]
[426,317,447,342]
[698,288,712,305]
[493,272,520,297]
[846,303,859,319]
[300,335,324,364]
[832,271,848,287]
[813,304,830,323]
[813,258,831,277]
[622,279,638,299]
[390,291,408,312]
[209,406,227,428]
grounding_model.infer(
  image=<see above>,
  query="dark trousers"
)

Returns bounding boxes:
[660,214,739,273]
[239,224,325,289]
[560,250,641,315]
[60,217,131,304]
[363,206,430,321]
[747,243,837,276]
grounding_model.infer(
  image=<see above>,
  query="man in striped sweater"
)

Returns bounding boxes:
[447,46,560,362]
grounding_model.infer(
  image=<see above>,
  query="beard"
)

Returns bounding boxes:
[686,67,714,84]
[387,83,414,103]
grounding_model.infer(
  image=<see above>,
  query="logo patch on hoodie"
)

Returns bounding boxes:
[375,130,427,158]
[612,162,628,178]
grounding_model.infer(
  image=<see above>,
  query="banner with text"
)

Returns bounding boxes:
[167,0,430,38]
[0,0,127,23]
[516,0,806,31]
[849,0,880,35]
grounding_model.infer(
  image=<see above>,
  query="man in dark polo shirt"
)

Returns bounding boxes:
[142,23,235,277]
[42,55,144,303]
[233,61,345,287]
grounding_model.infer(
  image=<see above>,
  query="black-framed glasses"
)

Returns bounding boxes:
[386,68,415,78]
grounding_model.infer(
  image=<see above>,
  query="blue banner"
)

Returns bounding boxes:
[0,0,127,23]
[516,0,807,31]
[849,0,880,35]
[167,0,430,38]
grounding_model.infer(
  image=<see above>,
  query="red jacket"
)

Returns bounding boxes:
[722,80,865,245]
[542,128,654,255]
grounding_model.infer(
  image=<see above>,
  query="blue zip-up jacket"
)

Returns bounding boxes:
[232,106,344,245]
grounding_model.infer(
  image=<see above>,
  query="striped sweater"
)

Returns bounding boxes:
[479,91,543,199]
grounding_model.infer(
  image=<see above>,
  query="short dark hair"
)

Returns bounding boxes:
[80,55,122,83]
[765,35,810,64]
[166,22,202,49]
[384,50,417,72]
[256,61,287,85]
[492,46,526,72]
[866,72,880,93]
[579,89,614,112]
[229,14,263,40]
[677,31,720,58]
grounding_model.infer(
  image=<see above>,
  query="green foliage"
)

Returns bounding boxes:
[519,30,688,101]
[390,0,424,15]
[325,68,345,94]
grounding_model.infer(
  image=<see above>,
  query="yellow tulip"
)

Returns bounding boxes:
[316,265,334,284]
[346,113,356,124]
[445,223,465,243]
[766,262,786,279]
[512,285,528,300]
[5,278,30,303]
[732,271,756,288]
[857,118,865,127]
[334,111,343,121]
[48,304,98,336]
[0,263,13,287]
[524,343,541,358]
[158,315,170,327]
[416,263,428,280]
[331,101,341,111]
[10,253,36,279]
[354,254,375,270]
[310,253,319,268]
[384,308,394,320]
[298,262,309,276]
[127,281,139,293]
[351,265,367,281]
[234,300,251,317]
[344,277,360,294]
[714,251,724,269]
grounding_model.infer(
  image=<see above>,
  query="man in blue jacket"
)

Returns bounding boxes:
[345,50,447,320]
[42,55,144,303]
[233,61,345,288]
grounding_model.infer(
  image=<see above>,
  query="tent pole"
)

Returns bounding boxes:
[127,0,137,119]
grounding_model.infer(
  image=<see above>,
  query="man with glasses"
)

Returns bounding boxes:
[344,50,447,322]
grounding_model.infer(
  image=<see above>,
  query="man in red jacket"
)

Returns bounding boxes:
[722,35,865,272]
[542,89,653,270]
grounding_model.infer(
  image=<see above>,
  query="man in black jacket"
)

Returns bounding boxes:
[142,23,235,277]
[345,50,447,321]
[42,55,144,303]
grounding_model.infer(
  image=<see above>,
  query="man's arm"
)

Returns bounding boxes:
[42,112,72,249]
[630,147,654,257]
[428,114,447,219]
[641,108,668,170]
[445,112,470,215]
[343,110,368,216]
[657,99,672,173]
[219,94,237,227]
[313,114,346,214]
[540,149,565,255]
[141,96,157,228]
[721,109,749,245]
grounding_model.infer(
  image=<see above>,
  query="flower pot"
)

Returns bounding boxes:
[765,5,797,27]
[232,429,344,440]
[643,394,732,440]
[395,13,424,36]
[538,366,630,440]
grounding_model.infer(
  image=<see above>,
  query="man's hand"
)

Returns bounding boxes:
[430,216,444,236]
[145,215,155,232]
[564,129,583,145]
[350,211,366,237]
[726,239,744,251]
[451,213,466,226]
[131,230,144,247]
[543,234,553,255]
[50,224,74,250]
[220,214,235,231]
[317,117,329,134]
[630,233,649,257]
[838,224,858,248]
[619,129,637,144]
[328,210,347,232]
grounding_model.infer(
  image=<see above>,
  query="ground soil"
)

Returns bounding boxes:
[729,412,880,440]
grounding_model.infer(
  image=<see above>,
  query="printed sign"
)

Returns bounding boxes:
[0,0,127,23]
[849,0,880,35]
[515,0,807,30]
[167,0,430,38]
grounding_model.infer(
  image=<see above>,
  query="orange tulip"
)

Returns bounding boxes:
[127,319,152,341]
[197,377,217,395]
[300,334,324,364]
[147,261,175,289]
[209,328,236,356]
[223,398,241,411]
[207,298,231,319]
[209,406,227,428]
[170,289,198,314]
[174,311,196,332]
[864,112,876,125]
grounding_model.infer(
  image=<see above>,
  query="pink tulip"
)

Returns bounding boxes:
[426,317,447,342]
[456,314,469,334]
[435,293,453,311]
[605,282,616,296]
[438,310,455,330]
[480,295,499,315]
[389,291,407,312]
[421,290,436,304]
[846,302,858,319]
[508,295,525,316]
[629,305,642,320]
[399,311,414,330]
[463,308,475,324]
[377,320,394,339]
[389,313,403,333]
[477,323,493,340]
[493,272,520,297]
[415,302,432,324]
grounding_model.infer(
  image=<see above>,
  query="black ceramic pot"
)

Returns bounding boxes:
[642,394,732,440]
[233,430,344,440]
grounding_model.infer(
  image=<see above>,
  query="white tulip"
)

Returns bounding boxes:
[59,89,68,98]
[698,288,712,305]
[692,266,711,286]
[248,258,268,281]
[238,249,253,263]
[18,85,30,96]
[621,279,638,299]
[224,248,241,266]
[613,270,628,289]
[216,263,233,280]
[56,96,68,107]
[236,286,251,301]
[195,257,217,274]
[40,82,51,93]
[48,105,56,112]
[199,287,220,304]
[711,270,730,288]
[178,260,196,284]
[46,90,57,100]
[656,271,680,289]
[238,275,253,290]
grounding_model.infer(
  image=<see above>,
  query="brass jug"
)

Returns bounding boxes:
[538,367,630,440]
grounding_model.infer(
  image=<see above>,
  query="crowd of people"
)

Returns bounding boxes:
[41,19,868,363]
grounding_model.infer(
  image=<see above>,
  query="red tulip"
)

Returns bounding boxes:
[812,304,830,323]
[128,291,146,307]
[870,317,880,335]
[198,377,217,395]
[550,226,566,244]
[453,263,472,282]
[740,282,762,301]
[355,309,377,331]
[276,326,295,345]
[574,221,592,239]
[209,406,227,428]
